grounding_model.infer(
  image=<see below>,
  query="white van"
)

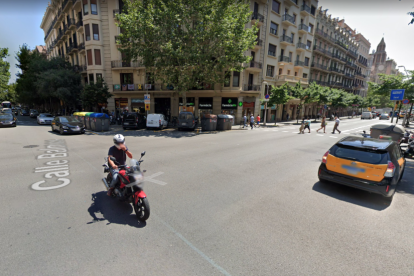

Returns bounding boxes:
[361,112,373,120]
[146,113,168,129]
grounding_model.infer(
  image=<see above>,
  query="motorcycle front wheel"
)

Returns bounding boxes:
[134,197,150,221]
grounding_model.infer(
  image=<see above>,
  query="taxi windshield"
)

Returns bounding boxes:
[332,145,388,164]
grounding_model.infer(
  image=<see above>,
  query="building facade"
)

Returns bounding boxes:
[369,38,398,84]
[309,8,360,99]
[41,0,320,122]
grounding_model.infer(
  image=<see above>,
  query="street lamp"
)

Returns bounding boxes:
[398,65,409,77]
[398,65,412,125]
[262,81,268,126]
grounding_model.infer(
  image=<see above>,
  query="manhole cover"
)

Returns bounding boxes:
[23,145,39,148]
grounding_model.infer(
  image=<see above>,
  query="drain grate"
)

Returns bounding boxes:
[23,145,39,148]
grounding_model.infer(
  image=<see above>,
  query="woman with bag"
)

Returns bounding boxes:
[316,116,327,133]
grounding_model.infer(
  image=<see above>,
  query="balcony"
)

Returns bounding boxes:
[280,34,293,45]
[294,60,305,67]
[251,12,264,25]
[330,67,344,75]
[296,42,308,51]
[357,59,368,67]
[73,65,87,73]
[309,79,328,86]
[344,73,354,78]
[245,61,263,72]
[335,40,348,50]
[62,0,71,11]
[300,4,311,15]
[254,39,263,50]
[76,20,83,30]
[313,45,327,55]
[282,14,296,26]
[276,75,297,83]
[279,56,291,63]
[298,24,309,34]
[266,70,274,77]
[78,42,85,52]
[311,63,329,71]
[270,28,278,36]
[69,43,78,53]
[347,50,358,58]
[315,28,328,40]
[111,60,144,69]
[243,84,261,91]
[113,9,120,18]
[73,0,81,9]
[331,53,346,63]
[67,18,76,29]
[330,82,344,88]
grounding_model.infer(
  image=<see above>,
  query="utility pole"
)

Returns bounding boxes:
[262,81,268,126]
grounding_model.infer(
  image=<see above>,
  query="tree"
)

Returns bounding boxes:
[409,10,414,25]
[0,47,10,93]
[308,83,330,117]
[80,79,112,111]
[268,83,292,125]
[290,82,311,123]
[116,0,258,103]
[0,83,17,103]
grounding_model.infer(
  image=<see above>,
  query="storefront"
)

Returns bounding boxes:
[221,97,238,116]
[154,98,171,119]
[131,98,145,114]
[243,102,255,117]
[179,97,195,113]
[198,97,213,118]
[261,104,277,122]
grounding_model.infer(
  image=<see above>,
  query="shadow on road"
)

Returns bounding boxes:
[312,181,391,211]
[86,191,146,228]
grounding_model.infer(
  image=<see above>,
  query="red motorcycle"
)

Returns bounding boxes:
[102,151,150,221]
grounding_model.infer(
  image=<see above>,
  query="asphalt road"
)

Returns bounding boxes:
[1,115,414,276]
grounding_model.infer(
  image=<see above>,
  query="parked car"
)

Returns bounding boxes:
[123,113,146,130]
[29,109,39,118]
[371,112,377,118]
[177,111,198,131]
[1,108,12,114]
[146,113,168,129]
[318,136,406,201]
[361,112,373,119]
[37,113,54,125]
[51,116,85,135]
[379,113,390,120]
[20,109,29,116]
[0,113,17,127]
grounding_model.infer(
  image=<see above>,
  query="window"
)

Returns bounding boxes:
[267,65,274,77]
[87,49,93,65]
[310,5,316,15]
[89,74,94,83]
[91,0,97,15]
[85,24,91,41]
[272,0,280,14]
[306,40,312,49]
[232,71,240,87]
[289,52,292,62]
[145,73,154,84]
[279,68,282,75]
[305,57,310,66]
[94,49,101,65]
[83,0,89,15]
[270,22,278,35]
[291,33,295,43]
[294,72,298,76]
[96,73,102,82]
[303,73,308,78]
[224,71,231,87]
[92,24,99,40]
[287,70,291,75]
[268,44,276,56]
[309,23,314,33]
[293,14,296,24]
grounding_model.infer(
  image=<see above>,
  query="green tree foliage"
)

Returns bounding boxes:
[116,0,258,101]
[80,79,112,111]
[15,44,82,112]
[267,83,292,125]
[0,47,10,93]
[0,83,17,103]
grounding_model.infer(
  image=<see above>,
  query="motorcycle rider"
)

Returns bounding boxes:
[107,134,133,196]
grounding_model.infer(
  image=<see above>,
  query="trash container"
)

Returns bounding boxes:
[370,123,405,142]
[76,112,91,127]
[217,114,233,130]
[90,113,110,132]
[85,112,94,130]
[200,114,217,131]
[72,112,80,121]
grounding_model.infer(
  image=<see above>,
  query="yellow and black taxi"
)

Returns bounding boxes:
[318,136,405,200]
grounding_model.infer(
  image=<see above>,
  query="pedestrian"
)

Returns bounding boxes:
[332,116,341,134]
[286,113,290,121]
[317,116,327,133]
[243,114,247,128]
[317,112,320,121]
[256,114,260,127]
[352,111,355,118]
[303,117,311,133]
[299,117,305,134]
[250,114,255,129]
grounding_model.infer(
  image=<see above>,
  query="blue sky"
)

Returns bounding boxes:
[1,0,414,84]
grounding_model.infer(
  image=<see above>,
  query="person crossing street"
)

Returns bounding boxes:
[332,116,341,134]
[250,114,255,129]
[256,114,260,127]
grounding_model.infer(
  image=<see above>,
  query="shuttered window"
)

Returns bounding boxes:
[92,24,99,40]
[87,49,93,65]
[83,0,89,15]
[94,49,101,65]
[91,0,98,15]
[85,24,90,41]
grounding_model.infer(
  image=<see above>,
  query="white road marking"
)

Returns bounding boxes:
[146,171,167,185]
[317,134,324,136]
[282,131,288,132]
[330,136,338,138]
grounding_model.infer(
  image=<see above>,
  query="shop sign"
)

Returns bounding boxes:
[243,102,254,108]
[131,98,145,103]
[199,97,213,109]
[179,97,195,106]
[221,98,238,109]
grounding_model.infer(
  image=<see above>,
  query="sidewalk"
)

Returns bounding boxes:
[256,115,360,128]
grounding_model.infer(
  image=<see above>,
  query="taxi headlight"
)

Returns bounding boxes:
[62,126,69,129]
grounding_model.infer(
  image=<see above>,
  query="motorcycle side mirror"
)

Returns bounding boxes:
[363,131,366,134]
[141,151,146,157]
[109,157,117,162]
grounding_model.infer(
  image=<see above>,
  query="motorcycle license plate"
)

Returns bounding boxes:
[182,123,187,126]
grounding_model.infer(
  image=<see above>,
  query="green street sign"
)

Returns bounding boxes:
[238,101,243,107]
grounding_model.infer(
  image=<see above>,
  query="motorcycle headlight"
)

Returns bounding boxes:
[128,173,144,186]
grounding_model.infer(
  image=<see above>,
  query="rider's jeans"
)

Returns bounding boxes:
[109,167,119,188]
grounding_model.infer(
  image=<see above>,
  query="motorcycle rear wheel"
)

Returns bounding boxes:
[134,197,150,221]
